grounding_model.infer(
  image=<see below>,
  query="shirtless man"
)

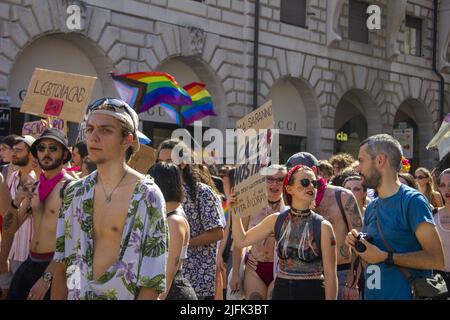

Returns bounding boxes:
[51,98,167,300]
[3,129,73,300]
[234,165,287,300]
[286,152,363,300]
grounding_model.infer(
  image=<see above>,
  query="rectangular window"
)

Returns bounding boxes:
[280,0,307,28]
[348,0,369,43]
[405,15,422,56]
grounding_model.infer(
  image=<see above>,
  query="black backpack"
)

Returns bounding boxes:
[274,209,324,256]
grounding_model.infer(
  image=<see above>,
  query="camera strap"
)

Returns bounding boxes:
[373,203,414,282]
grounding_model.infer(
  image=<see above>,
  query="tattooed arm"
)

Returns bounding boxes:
[342,191,363,232]
[0,206,19,275]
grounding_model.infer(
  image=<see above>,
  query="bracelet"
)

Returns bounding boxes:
[10,200,19,210]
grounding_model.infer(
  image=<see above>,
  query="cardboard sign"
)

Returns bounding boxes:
[20,68,97,123]
[22,118,67,138]
[128,144,156,175]
[233,100,274,218]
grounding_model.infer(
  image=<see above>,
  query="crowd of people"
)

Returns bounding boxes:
[0,97,448,300]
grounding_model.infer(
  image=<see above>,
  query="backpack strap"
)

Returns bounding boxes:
[274,209,290,241]
[311,213,324,257]
[335,188,350,232]
[59,179,73,199]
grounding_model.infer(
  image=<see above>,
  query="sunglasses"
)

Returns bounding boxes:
[300,178,319,188]
[267,176,285,184]
[88,98,135,132]
[415,175,428,180]
[37,144,59,153]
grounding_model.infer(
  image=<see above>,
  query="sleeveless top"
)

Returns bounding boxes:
[275,210,324,279]
[167,208,189,260]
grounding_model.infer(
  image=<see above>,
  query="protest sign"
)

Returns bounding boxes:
[22,118,67,138]
[233,100,274,218]
[20,68,96,123]
[128,144,156,175]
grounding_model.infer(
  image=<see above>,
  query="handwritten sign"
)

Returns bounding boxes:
[128,144,156,175]
[233,100,274,218]
[20,68,96,123]
[22,118,67,138]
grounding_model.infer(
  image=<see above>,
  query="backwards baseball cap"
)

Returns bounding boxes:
[15,135,36,148]
[30,128,72,164]
[286,152,319,170]
[86,98,140,152]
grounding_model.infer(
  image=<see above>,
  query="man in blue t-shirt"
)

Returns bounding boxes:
[345,134,445,300]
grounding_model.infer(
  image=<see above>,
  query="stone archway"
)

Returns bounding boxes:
[334,89,377,158]
[394,98,435,169]
[267,77,320,162]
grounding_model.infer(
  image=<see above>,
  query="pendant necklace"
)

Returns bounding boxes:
[98,170,128,203]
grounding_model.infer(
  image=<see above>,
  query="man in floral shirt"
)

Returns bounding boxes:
[51,98,167,300]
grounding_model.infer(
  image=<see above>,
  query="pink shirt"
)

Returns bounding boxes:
[7,170,35,262]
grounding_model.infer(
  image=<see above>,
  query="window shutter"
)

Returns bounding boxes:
[280,0,307,28]
[348,0,369,43]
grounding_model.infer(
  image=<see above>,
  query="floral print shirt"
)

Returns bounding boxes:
[181,183,224,298]
[54,172,168,300]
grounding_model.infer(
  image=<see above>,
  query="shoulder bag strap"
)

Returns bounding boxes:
[373,202,413,281]
[335,188,350,232]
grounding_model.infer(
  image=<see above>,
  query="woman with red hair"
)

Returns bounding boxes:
[231,165,337,300]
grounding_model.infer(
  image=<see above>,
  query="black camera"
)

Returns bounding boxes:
[354,233,373,253]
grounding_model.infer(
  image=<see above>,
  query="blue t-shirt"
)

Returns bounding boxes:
[363,184,435,300]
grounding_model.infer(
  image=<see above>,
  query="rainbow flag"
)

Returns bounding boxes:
[180,82,216,126]
[111,72,192,113]
[222,200,229,222]
[160,82,216,126]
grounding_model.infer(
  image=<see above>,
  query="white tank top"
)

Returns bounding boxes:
[436,211,450,272]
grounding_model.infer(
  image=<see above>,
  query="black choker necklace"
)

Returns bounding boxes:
[268,199,281,205]
[290,207,311,216]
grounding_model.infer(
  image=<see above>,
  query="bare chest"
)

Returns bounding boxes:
[92,184,135,239]
[30,183,64,226]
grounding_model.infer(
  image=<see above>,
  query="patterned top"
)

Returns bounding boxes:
[181,183,224,298]
[276,212,323,279]
[54,172,168,300]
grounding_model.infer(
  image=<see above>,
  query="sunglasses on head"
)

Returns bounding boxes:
[300,178,318,188]
[88,98,135,131]
[37,144,59,153]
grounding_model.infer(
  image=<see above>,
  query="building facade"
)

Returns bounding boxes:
[0,0,449,168]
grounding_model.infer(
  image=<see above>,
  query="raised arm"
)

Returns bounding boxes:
[231,212,278,249]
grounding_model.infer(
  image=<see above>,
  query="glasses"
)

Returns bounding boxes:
[88,98,135,132]
[415,175,428,180]
[300,178,318,188]
[267,176,285,184]
[12,147,26,153]
[37,144,59,153]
